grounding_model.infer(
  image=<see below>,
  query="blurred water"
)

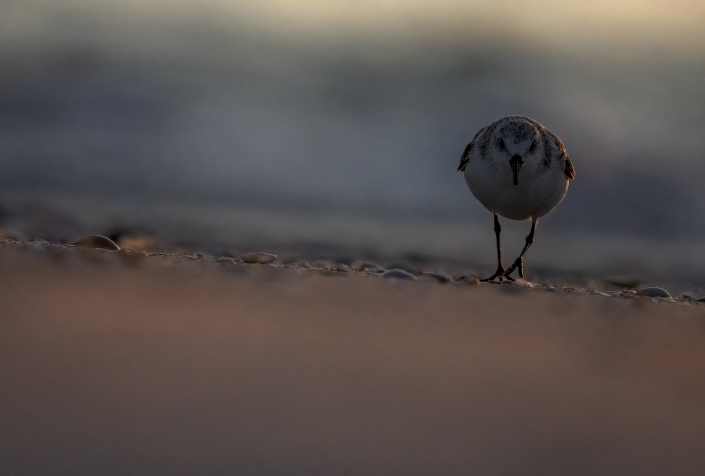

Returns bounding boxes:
[1,1,704,278]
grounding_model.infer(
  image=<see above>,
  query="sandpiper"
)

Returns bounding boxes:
[458,115,575,281]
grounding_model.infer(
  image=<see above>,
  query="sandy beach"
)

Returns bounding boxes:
[1,239,704,475]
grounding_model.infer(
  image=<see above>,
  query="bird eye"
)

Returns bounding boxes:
[497,138,505,150]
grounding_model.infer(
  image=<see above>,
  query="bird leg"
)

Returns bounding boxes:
[481,213,514,282]
[502,218,537,279]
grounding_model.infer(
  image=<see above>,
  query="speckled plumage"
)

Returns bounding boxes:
[458,115,575,281]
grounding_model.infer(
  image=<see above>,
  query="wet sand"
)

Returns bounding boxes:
[1,241,704,475]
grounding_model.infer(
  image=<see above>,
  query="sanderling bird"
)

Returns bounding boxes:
[458,115,575,281]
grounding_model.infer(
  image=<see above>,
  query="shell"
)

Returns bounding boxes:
[635,287,671,298]
[72,235,120,251]
[239,252,277,264]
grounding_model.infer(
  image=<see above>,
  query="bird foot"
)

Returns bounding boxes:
[499,257,524,280]
[481,266,515,283]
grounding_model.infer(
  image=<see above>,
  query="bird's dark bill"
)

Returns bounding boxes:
[510,155,523,185]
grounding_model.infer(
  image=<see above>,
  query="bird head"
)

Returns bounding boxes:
[493,117,545,186]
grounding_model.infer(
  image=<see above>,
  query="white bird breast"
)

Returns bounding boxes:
[464,154,569,221]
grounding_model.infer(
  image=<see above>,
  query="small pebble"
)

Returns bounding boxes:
[351,260,383,272]
[514,278,533,288]
[239,252,277,264]
[502,278,533,288]
[380,269,415,280]
[635,287,671,298]
[453,275,480,285]
[606,276,641,289]
[420,273,451,284]
[117,235,160,252]
[72,235,120,251]
[383,262,420,275]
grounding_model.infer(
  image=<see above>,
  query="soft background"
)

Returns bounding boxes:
[1,0,704,279]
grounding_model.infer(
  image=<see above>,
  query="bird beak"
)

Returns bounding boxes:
[509,155,523,185]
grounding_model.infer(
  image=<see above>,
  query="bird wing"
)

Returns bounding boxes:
[458,126,488,172]
[564,156,575,180]
[457,142,473,171]
[545,128,575,180]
